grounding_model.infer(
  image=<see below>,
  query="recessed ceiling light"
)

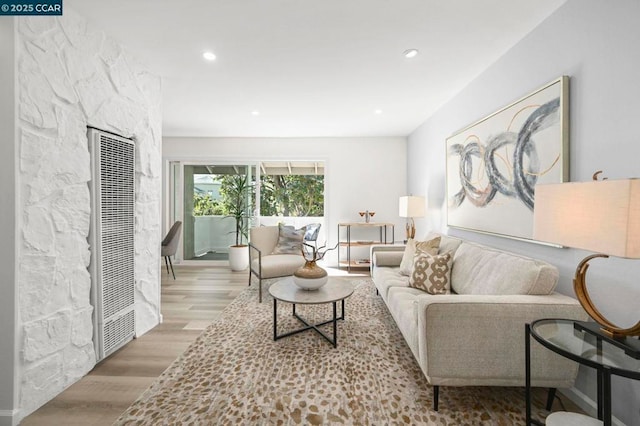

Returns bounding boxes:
[202,51,216,61]
[374,109,383,115]
[403,49,419,59]
[251,110,260,116]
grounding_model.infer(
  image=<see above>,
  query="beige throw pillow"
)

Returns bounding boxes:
[399,236,441,276]
[271,224,305,254]
[409,251,453,295]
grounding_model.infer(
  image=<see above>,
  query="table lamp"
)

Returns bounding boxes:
[399,195,426,242]
[533,172,640,357]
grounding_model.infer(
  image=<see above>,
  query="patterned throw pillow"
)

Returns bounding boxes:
[271,224,305,255]
[399,236,441,276]
[409,251,453,295]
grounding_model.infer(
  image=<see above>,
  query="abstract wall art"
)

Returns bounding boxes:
[446,76,569,241]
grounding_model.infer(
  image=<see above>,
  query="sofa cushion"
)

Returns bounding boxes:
[424,232,463,256]
[386,287,423,360]
[409,251,453,294]
[251,254,306,279]
[372,267,409,302]
[399,236,441,276]
[250,225,280,254]
[451,242,558,295]
[271,224,305,255]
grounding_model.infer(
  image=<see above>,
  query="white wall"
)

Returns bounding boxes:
[163,137,407,265]
[0,18,18,426]
[407,1,640,424]
[10,10,162,423]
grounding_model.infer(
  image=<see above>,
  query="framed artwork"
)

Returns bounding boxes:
[445,76,569,242]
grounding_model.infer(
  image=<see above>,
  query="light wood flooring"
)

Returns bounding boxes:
[20,264,577,424]
[22,264,249,426]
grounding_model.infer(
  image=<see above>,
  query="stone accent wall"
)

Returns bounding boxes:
[16,10,161,417]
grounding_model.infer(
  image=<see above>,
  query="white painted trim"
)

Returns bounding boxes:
[0,408,19,426]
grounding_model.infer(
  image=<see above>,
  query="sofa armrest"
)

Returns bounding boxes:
[372,251,404,267]
[370,244,405,267]
[416,293,588,387]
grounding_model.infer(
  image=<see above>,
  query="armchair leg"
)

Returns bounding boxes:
[433,386,439,411]
[248,271,252,287]
[546,388,557,411]
[259,278,263,303]
[167,256,176,280]
[164,256,170,275]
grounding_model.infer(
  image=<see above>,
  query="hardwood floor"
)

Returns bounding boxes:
[22,264,248,426]
[20,264,580,424]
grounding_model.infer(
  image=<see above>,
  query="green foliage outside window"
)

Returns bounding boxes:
[193,173,324,220]
[260,175,324,217]
[193,193,224,216]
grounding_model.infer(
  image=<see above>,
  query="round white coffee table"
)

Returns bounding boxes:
[268,277,354,348]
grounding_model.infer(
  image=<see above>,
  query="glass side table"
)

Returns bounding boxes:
[525,319,640,426]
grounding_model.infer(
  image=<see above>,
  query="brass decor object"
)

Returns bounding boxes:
[533,171,640,357]
[294,260,328,279]
[399,196,425,242]
[293,242,338,290]
[358,210,376,223]
[574,253,640,338]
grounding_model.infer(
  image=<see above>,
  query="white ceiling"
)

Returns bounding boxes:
[67,0,566,138]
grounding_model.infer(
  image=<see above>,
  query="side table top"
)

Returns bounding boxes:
[531,319,640,379]
[269,277,354,304]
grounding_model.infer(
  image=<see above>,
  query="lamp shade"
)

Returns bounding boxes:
[533,179,640,258]
[399,196,426,218]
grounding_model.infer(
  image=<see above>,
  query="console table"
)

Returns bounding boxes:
[337,222,394,272]
[525,318,640,426]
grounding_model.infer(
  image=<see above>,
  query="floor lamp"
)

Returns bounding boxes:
[533,174,640,357]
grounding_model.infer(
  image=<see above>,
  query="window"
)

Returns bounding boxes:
[259,161,324,217]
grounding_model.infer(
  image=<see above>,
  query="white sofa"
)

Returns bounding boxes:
[370,233,588,410]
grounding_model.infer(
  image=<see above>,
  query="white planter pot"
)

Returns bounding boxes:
[228,245,249,271]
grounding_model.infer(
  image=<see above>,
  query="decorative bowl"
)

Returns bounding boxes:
[293,275,328,290]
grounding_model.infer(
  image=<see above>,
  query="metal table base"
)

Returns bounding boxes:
[273,299,346,348]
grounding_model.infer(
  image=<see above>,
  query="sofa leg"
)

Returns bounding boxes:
[546,387,557,411]
[433,386,439,411]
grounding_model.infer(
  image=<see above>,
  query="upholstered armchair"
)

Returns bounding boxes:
[249,225,319,302]
[161,221,182,280]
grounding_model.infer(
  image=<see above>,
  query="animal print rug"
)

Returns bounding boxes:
[115,279,554,425]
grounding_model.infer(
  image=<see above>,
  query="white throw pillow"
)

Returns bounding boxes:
[399,236,441,276]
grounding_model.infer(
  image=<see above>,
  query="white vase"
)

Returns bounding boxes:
[293,275,329,290]
[228,245,249,271]
[293,260,328,290]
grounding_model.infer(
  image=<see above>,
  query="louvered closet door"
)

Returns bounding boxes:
[88,128,136,361]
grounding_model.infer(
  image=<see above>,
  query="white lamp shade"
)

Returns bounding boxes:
[533,179,640,258]
[399,196,426,218]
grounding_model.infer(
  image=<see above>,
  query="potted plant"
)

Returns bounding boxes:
[221,174,251,271]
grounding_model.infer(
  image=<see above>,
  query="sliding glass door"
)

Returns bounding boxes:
[168,160,326,263]
[169,162,257,262]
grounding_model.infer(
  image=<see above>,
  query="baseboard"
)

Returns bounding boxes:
[0,408,19,426]
[560,387,625,426]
